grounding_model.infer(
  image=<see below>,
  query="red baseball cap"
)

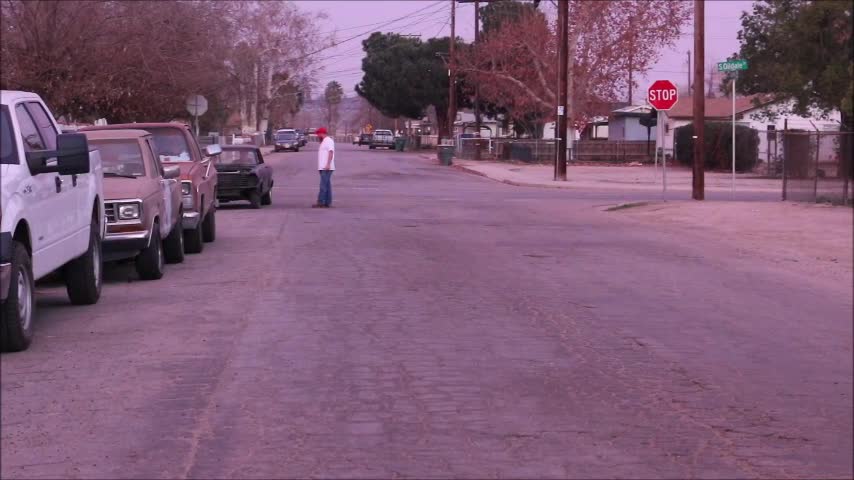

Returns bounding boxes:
[316,127,327,135]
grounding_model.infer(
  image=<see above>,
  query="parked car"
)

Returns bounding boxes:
[1,90,105,352]
[215,145,274,209]
[370,129,394,149]
[358,133,372,146]
[273,129,300,152]
[82,123,220,254]
[83,129,185,280]
[295,129,307,147]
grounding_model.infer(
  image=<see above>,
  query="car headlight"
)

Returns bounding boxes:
[181,181,192,196]
[118,203,141,220]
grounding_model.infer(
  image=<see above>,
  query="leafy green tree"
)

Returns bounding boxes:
[356,33,467,136]
[728,0,852,125]
[480,0,540,35]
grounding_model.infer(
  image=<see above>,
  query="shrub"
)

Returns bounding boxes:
[675,122,760,172]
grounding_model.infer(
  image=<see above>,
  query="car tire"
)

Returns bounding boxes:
[64,217,102,305]
[1,241,34,352]
[369,146,376,149]
[261,188,272,206]
[163,219,185,264]
[249,191,262,209]
[135,225,165,280]
[184,220,204,254]
[202,207,216,243]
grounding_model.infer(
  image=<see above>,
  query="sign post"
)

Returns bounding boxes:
[185,94,208,137]
[717,60,748,197]
[647,80,679,194]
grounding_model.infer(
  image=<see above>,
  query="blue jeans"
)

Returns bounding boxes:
[318,170,333,206]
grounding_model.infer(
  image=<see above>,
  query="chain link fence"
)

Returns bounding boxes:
[770,130,852,205]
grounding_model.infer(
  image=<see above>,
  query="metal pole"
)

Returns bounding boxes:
[661,111,667,194]
[448,0,456,143]
[474,0,481,160]
[554,0,568,181]
[687,50,692,93]
[692,0,705,200]
[732,73,736,197]
[814,132,820,202]
[782,118,788,200]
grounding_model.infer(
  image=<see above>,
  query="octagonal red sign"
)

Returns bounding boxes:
[647,80,678,111]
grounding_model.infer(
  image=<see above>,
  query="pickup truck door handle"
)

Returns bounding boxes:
[54,176,63,193]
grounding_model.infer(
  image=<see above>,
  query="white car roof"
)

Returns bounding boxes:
[1,90,42,106]
[276,129,295,133]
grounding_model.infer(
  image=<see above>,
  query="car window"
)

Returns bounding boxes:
[147,127,193,162]
[0,106,19,164]
[216,149,259,165]
[89,139,147,176]
[25,102,57,150]
[14,104,46,152]
[146,138,165,177]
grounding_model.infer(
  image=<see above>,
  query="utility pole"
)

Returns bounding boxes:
[692,0,705,200]
[473,0,482,160]
[555,0,568,181]
[448,0,457,143]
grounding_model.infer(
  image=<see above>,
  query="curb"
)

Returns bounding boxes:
[452,163,574,189]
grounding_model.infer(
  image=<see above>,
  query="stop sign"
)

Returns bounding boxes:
[647,80,678,110]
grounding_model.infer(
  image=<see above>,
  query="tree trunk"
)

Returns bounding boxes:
[257,65,273,135]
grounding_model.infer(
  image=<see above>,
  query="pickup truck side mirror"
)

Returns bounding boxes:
[162,165,181,179]
[26,133,91,176]
[204,144,222,157]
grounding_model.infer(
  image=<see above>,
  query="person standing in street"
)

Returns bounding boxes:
[313,127,335,208]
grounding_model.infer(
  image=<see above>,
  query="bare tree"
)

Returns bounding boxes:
[459,0,690,131]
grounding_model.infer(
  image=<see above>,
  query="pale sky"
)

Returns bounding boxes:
[297,0,755,102]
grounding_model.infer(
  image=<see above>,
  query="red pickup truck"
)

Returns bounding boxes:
[82,123,220,253]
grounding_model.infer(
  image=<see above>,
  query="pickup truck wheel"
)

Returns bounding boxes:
[64,218,102,305]
[184,222,204,254]
[1,241,34,352]
[369,145,376,150]
[261,188,272,206]
[248,191,262,209]
[163,220,185,264]
[202,208,216,242]
[136,226,165,280]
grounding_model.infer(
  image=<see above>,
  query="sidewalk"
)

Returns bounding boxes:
[450,159,782,194]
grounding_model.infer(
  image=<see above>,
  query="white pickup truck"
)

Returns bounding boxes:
[0,90,105,352]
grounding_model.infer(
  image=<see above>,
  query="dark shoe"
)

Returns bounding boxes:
[312,203,325,208]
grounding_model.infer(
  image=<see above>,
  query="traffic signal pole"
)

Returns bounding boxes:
[554,0,568,181]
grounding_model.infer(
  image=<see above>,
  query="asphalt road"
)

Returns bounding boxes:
[2,143,851,479]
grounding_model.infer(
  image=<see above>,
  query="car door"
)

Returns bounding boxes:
[12,102,75,276]
[146,138,175,237]
[25,101,89,235]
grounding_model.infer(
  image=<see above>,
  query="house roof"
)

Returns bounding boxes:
[612,105,654,116]
[666,94,776,119]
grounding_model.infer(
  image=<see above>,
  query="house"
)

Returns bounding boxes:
[662,94,841,165]
[453,110,505,138]
[608,105,658,141]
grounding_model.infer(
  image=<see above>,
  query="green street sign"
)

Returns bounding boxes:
[718,59,748,72]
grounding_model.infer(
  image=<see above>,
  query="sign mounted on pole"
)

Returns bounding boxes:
[186,94,208,137]
[717,59,748,72]
[647,80,678,111]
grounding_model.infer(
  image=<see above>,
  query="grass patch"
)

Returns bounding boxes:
[605,202,650,212]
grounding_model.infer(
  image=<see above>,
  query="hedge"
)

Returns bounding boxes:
[675,122,760,172]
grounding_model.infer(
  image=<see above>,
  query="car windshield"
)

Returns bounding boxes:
[217,149,259,165]
[148,127,192,162]
[276,132,296,141]
[90,139,146,176]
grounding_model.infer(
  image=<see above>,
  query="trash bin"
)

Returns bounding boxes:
[437,145,454,165]
[395,137,406,152]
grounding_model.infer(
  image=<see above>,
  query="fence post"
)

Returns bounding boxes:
[813,132,820,203]
[782,120,788,201]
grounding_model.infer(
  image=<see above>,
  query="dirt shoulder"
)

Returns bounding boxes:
[607,200,853,283]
